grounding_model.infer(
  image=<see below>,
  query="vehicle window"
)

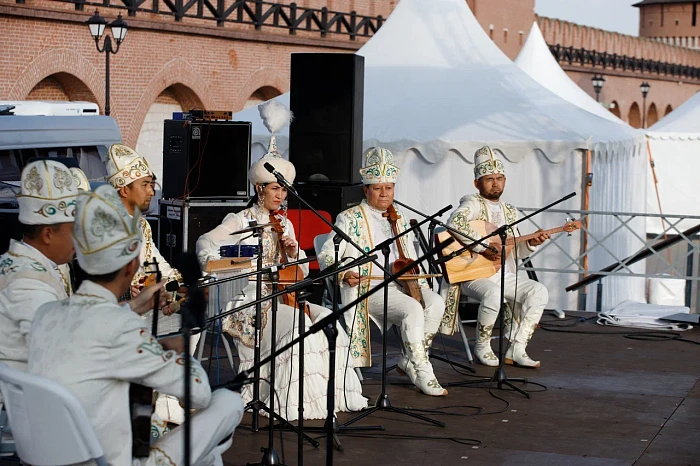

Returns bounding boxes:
[0,146,108,181]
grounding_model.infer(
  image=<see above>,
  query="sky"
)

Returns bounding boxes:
[535,0,640,36]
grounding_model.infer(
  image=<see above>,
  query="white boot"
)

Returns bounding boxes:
[404,339,447,396]
[398,331,437,380]
[474,323,499,367]
[503,321,540,368]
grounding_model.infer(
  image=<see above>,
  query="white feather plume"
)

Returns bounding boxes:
[258,100,293,134]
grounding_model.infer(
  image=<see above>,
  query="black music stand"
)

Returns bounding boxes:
[442,193,576,397]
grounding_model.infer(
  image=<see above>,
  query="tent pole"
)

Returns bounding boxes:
[580,149,592,310]
[646,137,673,268]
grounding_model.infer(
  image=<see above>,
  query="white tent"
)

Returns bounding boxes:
[233,0,648,311]
[646,92,700,233]
[514,23,627,125]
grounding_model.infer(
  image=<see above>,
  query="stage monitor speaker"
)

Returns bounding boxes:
[288,183,364,222]
[158,199,248,267]
[162,120,251,200]
[289,53,364,185]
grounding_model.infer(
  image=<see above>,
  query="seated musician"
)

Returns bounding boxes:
[0,161,79,375]
[196,101,366,421]
[105,143,187,425]
[28,184,243,466]
[443,146,549,368]
[317,147,448,396]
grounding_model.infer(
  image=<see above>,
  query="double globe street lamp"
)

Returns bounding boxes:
[591,74,606,102]
[640,81,651,128]
[86,10,129,116]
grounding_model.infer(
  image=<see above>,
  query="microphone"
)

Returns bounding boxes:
[165,280,180,292]
[263,162,296,192]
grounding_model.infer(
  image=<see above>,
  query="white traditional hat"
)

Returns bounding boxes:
[73,184,142,275]
[473,146,505,180]
[17,160,79,225]
[105,144,153,189]
[359,147,400,185]
[248,100,296,185]
[70,167,91,192]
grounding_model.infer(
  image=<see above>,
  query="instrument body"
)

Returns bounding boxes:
[436,219,582,283]
[268,211,310,316]
[385,205,425,308]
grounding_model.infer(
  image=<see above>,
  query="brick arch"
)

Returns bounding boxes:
[126,59,216,147]
[610,100,621,118]
[647,102,659,127]
[231,67,288,112]
[628,102,641,128]
[665,104,673,115]
[8,48,104,110]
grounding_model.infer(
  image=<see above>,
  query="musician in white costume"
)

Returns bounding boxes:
[443,146,549,368]
[55,166,91,296]
[28,184,244,466]
[106,143,187,425]
[317,148,448,396]
[0,160,78,374]
[196,101,366,421]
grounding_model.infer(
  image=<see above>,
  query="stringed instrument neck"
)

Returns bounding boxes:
[505,220,582,246]
[268,210,308,316]
[384,204,425,308]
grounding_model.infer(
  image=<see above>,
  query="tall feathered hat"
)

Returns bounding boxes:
[473,146,505,180]
[248,100,296,186]
[359,147,400,185]
[17,160,79,225]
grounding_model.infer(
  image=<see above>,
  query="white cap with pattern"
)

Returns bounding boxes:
[105,144,153,189]
[248,100,296,186]
[17,160,79,226]
[473,146,505,180]
[359,147,400,185]
[73,184,142,275]
[70,167,91,192]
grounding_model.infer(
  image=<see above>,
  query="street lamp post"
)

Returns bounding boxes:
[591,74,606,102]
[640,81,651,128]
[87,10,128,116]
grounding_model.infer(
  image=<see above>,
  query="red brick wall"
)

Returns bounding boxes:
[26,76,70,101]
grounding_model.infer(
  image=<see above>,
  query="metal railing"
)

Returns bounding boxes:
[516,207,700,311]
[47,0,383,39]
[548,44,700,81]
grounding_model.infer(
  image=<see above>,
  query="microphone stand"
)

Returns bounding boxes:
[391,200,476,374]
[217,238,456,393]
[299,234,383,462]
[439,192,576,397]
[222,222,319,454]
[342,208,449,430]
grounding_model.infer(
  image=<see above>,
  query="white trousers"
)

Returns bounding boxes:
[461,273,548,344]
[365,283,445,342]
[141,389,244,466]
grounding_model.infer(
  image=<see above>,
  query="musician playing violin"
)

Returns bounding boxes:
[318,147,448,396]
[443,146,550,368]
[196,101,366,421]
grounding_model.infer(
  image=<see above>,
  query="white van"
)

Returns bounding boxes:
[0,111,122,252]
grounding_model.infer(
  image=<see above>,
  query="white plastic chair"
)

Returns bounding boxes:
[0,363,108,466]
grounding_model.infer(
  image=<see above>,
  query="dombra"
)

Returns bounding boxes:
[220,244,259,258]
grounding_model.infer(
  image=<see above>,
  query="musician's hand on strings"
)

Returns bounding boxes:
[527,229,550,247]
[343,271,360,287]
[160,335,185,354]
[130,285,141,299]
[481,244,501,262]
[128,281,166,315]
[281,236,299,258]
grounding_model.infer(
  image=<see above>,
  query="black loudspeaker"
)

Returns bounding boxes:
[288,183,364,221]
[158,199,248,267]
[289,53,364,184]
[162,120,251,199]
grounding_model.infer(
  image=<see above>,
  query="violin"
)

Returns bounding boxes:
[268,210,310,317]
[384,205,425,308]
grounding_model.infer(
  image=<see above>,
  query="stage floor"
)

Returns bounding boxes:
[213,311,700,466]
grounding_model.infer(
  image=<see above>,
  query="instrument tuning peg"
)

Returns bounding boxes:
[565,217,573,236]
